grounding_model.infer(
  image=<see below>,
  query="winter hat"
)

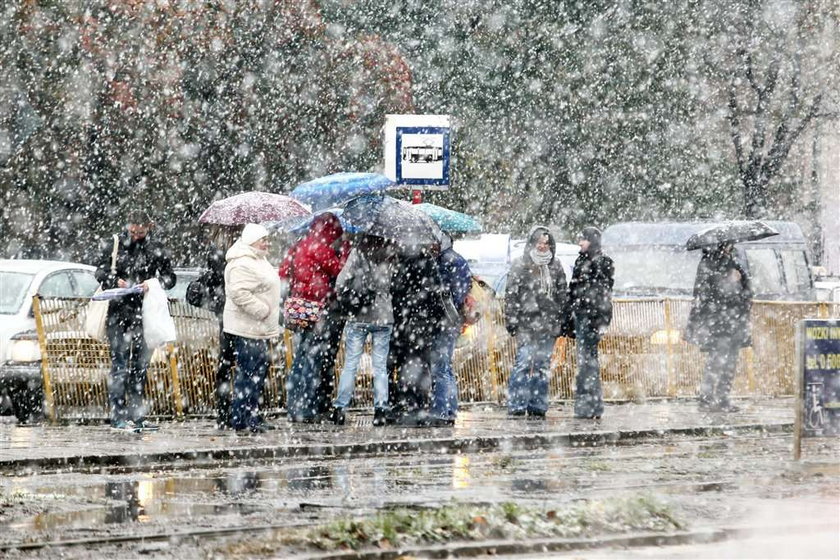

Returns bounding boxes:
[240,223,270,246]
[579,226,602,252]
[580,226,601,243]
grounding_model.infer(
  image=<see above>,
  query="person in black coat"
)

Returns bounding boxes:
[187,242,236,429]
[504,226,569,418]
[94,211,175,431]
[685,242,752,412]
[568,226,614,419]
[388,245,446,425]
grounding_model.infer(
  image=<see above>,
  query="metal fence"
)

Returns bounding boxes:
[32,295,840,420]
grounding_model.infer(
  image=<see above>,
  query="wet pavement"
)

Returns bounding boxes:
[0,398,796,473]
[0,430,837,557]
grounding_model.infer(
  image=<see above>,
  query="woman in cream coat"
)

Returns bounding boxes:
[224,224,281,433]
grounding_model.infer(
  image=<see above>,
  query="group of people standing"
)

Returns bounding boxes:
[94,211,750,434]
[217,213,472,432]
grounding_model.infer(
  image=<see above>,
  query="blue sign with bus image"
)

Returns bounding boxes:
[395,126,451,187]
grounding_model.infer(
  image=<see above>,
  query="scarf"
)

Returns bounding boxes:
[529,248,553,296]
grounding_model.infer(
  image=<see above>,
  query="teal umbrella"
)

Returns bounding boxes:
[414,203,482,234]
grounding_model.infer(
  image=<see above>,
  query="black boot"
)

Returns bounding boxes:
[331,407,346,426]
[373,408,388,427]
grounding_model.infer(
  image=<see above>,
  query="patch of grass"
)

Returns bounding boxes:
[582,460,611,472]
[493,454,520,470]
[221,495,685,556]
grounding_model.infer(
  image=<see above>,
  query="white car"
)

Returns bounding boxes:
[0,259,99,421]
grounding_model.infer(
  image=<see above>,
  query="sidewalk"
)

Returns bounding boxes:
[0,398,795,473]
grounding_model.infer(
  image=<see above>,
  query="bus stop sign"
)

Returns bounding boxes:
[384,114,451,188]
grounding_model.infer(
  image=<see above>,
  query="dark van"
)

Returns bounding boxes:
[602,221,815,301]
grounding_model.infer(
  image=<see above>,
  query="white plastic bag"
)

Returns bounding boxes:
[84,295,109,341]
[142,278,177,349]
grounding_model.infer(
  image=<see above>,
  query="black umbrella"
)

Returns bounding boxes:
[341,194,442,248]
[686,221,779,250]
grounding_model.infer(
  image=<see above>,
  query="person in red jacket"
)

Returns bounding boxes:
[280,213,349,422]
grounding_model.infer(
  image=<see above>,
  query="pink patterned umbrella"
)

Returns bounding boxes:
[198,192,310,225]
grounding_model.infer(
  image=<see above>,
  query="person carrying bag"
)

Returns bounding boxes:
[93,211,176,433]
[278,212,348,422]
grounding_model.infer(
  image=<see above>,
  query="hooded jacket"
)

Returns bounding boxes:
[223,240,282,339]
[94,231,176,326]
[685,246,752,351]
[279,213,346,304]
[568,233,615,330]
[504,226,569,337]
[335,247,395,325]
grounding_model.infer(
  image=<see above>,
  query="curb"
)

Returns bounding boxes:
[1,421,792,474]
[302,522,838,559]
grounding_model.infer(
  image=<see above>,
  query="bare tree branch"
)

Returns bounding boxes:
[763,93,823,179]
[726,79,746,178]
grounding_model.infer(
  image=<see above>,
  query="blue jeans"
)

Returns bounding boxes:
[334,323,392,410]
[431,328,459,420]
[286,325,322,421]
[107,319,150,424]
[230,335,270,430]
[507,333,555,414]
[573,314,604,418]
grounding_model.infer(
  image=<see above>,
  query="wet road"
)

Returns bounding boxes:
[1,431,837,558]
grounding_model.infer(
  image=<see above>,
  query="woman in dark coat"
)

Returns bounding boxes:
[504,226,569,418]
[685,243,752,412]
[568,226,614,420]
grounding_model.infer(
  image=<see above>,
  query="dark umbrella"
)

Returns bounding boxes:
[686,221,779,250]
[340,195,442,248]
[290,172,397,211]
[199,192,309,226]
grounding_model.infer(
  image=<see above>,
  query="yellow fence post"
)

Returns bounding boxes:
[167,343,184,419]
[663,299,676,397]
[31,296,57,423]
[486,307,502,403]
[283,329,294,373]
[745,346,756,393]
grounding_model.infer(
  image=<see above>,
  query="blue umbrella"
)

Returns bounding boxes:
[290,172,397,211]
[341,195,441,248]
[414,203,482,234]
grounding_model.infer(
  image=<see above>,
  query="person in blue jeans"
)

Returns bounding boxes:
[430,233,472,425]
[504,226,569,418]
[331,237,396,426]
[95,211,176,432]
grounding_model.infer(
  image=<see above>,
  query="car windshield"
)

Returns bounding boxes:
[611,249,701,294]
[0,272,35,314]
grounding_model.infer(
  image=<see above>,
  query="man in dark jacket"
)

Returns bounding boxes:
[187,242,235,429]
[504,226,568,418]
[431,233,472,425]
[389,246,447,425]
[94,212,176,431]
[685,243,752,412]
[568,226,614,419]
